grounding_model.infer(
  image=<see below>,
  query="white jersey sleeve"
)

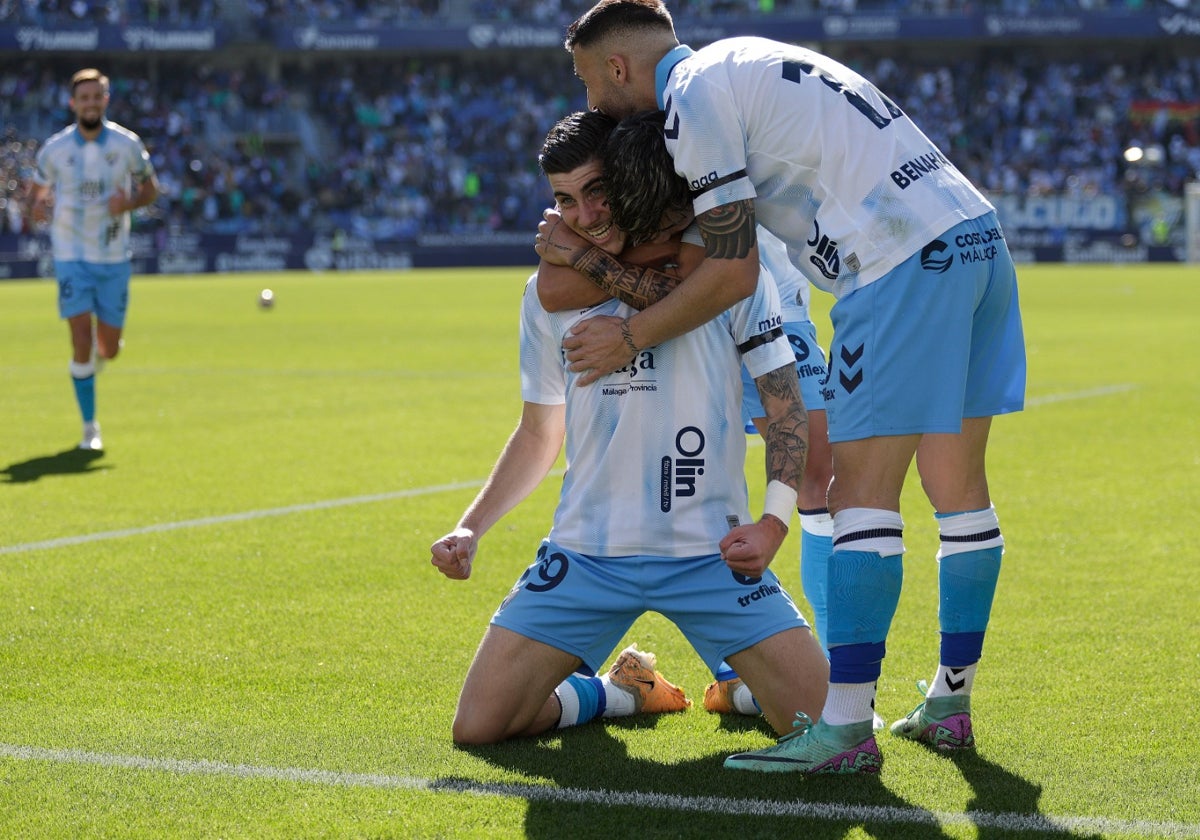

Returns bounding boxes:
[518,272,791,558]
[683,221,811,322]
[756,226,811,323]
[34,120,156,263]
[519,274,570,407]
[657,39,993,299]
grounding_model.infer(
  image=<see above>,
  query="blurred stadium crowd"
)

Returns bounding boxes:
[1,4,1197,244]
[3,0,1192,25]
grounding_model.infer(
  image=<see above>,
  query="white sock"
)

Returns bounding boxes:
[821,682,877,726]
[926,663,978,698]
[555,683,581,728]
[600,675,637,717]
[732,682,759,715]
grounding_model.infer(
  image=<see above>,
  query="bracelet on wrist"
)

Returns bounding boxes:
[619,317,639,356]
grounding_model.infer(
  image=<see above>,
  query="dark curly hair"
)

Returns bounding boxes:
[603,109,691,246]
[539,110,618,176]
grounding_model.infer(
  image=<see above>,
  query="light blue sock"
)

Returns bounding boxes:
[69,360,96,423]
[713,661,739,682]
[826,551,902,683]
[554,674,606,729]
[825,508,905,684]
[939,546,1003,665]
[799,508,834,654]
[936,508,1004,666]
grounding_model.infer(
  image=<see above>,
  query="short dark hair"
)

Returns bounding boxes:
[71,68,109,94]
[603,109,690,246]
[565,0,674,50]
[538,110,618,176]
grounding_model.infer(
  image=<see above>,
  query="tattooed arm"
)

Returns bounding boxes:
[536,261,611,311]
[755,364,809,501]
[535,211,696,312]
[566,250,681,311]
[719,362,808,578]
[538,200,760,385]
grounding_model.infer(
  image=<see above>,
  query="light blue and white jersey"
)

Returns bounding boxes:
[34,120,155,263]
[684,223,811,324]
[656,38,994,299]
[519,268,792,558]
[757,227,811,323]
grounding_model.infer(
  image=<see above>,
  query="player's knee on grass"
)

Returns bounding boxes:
[730,626,829,736]
[451,697,527,745]
[451,679,561,745]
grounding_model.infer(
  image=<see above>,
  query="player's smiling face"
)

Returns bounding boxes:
[548,160,628,255]
[71,80,108,131]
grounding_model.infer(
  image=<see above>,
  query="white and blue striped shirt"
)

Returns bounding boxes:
[520,267,793,558]
[34,120,155,263]
[657,38,994,299]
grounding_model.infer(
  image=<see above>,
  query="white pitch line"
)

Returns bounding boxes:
[3,383,1130,557]
[1,743,1196,838]
[0,479,491,556]
[1025,383,1135,407]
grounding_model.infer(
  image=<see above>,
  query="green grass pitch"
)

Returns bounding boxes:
[1,264,1198,838]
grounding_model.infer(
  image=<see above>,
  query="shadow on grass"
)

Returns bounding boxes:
[444,718,1096,840]
[945,749,1103,840]
[448,718,941,840]
[1,448,109,483]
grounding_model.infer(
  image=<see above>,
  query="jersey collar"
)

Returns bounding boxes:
[73,120,110,145]
[655,44,694,110]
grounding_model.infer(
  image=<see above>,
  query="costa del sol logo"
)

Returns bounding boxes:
[920,239,953,274]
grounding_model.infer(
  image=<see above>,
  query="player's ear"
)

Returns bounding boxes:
[607,54,627,83]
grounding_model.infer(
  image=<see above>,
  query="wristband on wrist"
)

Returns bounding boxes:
[762,480,797,529]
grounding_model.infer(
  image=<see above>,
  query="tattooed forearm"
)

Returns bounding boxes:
[574,247,683,311]
[756,366,809,489]
[699,199,757,260]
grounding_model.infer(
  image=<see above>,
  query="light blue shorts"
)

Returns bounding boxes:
[491,539,808,677]
[56,260,132,327]
[824,212,1026,442]
[741,318,829,432]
